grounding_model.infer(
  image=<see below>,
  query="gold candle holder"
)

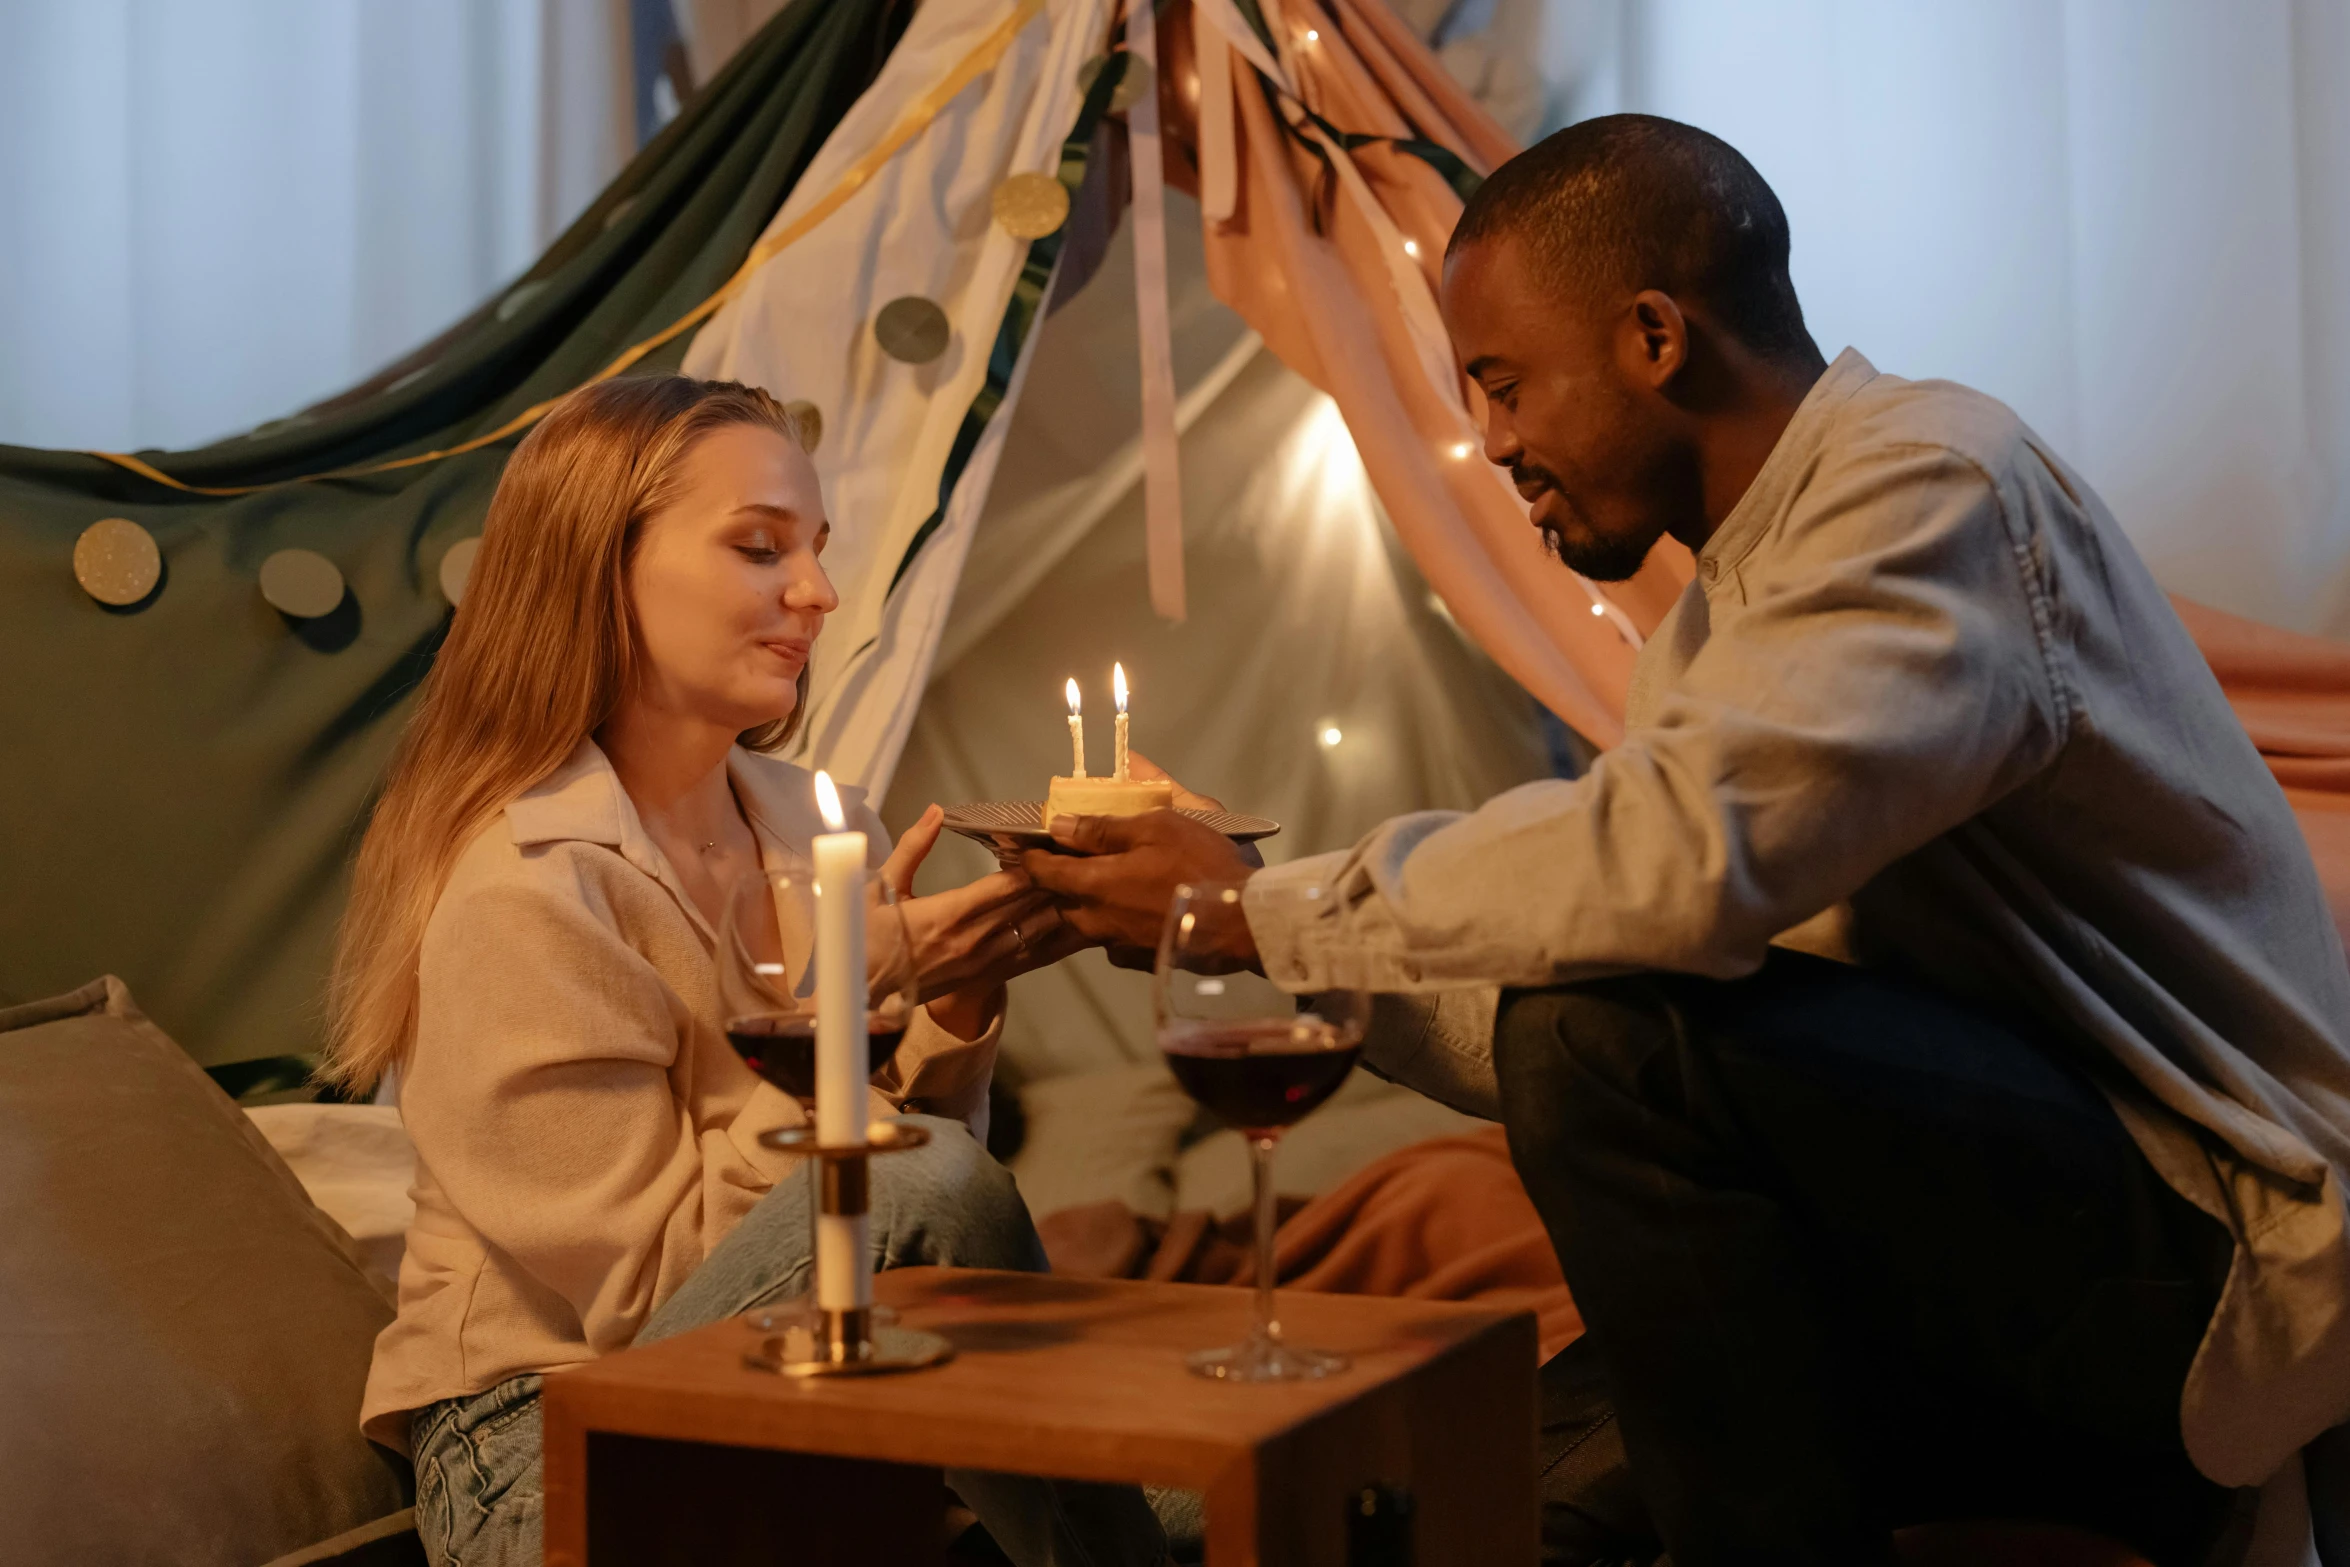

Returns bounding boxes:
[744,1119,956,1377]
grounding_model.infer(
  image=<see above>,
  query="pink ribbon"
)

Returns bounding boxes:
[1128,0,1186,622]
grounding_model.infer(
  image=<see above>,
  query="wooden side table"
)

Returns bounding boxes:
[541,1266,1537,1566]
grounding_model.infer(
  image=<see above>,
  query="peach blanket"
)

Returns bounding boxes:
[1036,1126,1584,1361]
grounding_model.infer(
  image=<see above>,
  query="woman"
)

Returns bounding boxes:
[323,375,1158,1567]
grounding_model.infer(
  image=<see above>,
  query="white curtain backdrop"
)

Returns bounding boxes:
[1495,0,2350,640]
[0,0,628,455]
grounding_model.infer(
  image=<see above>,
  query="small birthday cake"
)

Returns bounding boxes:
[1043,775,1174,827]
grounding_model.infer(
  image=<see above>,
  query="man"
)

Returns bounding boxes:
[1024,115,2350,1566]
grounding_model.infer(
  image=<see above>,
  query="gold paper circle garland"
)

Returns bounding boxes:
[873,296,951,365]
[439,537,482,606]
[782,399,823,453]
[74,517,163,606]
[258,548,346,618]
[1077,52,1149,113]
[991,172,1070,240]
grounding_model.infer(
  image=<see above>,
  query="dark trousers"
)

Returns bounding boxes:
[1496,949,2240,1567]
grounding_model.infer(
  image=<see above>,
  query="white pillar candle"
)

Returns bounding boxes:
[808,769,871,1312]
[1065,677,1087,778]
[1113,662,1130,781]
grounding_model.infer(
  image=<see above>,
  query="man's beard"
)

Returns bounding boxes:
[1539,519,1655,582]
[1516,464,1655,582]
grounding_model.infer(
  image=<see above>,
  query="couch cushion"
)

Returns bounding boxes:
[1008,1061,1201,1221]
[0,977,410,1564]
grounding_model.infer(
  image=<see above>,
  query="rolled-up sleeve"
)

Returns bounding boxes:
[1248,443,2070,995]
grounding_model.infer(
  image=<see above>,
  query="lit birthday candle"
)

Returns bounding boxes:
[1113,662,1131,781]
[808,769,871,1315]
[1065,677,1087,778]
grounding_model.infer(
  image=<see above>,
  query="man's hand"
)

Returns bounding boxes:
[1020,810,1263,965]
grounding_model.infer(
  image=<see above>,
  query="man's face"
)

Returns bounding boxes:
[1440,235,1695,580]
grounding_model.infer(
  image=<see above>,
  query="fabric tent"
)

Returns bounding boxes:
[1169,0,1691,747]
[680,0,1116,793]
[887,196,1551,1079]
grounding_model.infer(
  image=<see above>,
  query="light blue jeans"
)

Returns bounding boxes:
[410,1115,1165,1567]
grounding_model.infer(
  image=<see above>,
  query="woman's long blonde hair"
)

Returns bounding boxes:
[321,375,806,1094]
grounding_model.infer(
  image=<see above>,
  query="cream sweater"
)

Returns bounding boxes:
[360,741,997,1451]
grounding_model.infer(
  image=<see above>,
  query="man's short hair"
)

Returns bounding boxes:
[1449,114,1815,362]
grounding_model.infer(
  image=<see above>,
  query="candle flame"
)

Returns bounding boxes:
[1113,662,1128,713]
[1065,677,1082,716]
[812,769,845,832]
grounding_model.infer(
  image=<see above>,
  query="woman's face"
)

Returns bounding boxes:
[626,421,837,734]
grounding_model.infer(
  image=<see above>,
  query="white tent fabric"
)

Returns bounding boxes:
[886,196,1551,1082]
[683,0,1110,796]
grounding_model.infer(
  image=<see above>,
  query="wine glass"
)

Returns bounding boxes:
[1155,881,1369,1381]
[719,862,918,1331]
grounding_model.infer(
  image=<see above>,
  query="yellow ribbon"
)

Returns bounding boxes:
[89,0,1045,498]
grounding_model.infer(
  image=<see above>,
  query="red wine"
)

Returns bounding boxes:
[1161,1017,1361,1134]
[724,1013,907,1102]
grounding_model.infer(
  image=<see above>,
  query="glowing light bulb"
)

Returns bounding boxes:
[1304,28,1320,42]
[1319,725,1343,748]
[1590,603,1607,617]
[1448,440,1474,460]
[1402,238,1420,258]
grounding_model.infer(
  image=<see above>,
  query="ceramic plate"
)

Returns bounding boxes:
[941,800,1280,851]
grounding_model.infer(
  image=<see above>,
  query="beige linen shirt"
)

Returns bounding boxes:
[360,741,998,1451]
[1248,351,2350,1486]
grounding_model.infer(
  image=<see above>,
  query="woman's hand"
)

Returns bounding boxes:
[891,872,1059,996]
[871,802,1094,1001]
[877,803,946,900]
[894,873,1088,1040]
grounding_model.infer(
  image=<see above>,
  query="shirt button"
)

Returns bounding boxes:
[1698,558,1718,582]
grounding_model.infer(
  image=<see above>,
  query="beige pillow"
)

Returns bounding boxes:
[0,977,411,1565]
[1009,1061,1202,1221]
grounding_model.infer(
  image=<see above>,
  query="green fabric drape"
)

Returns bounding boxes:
[0,0,911,1070]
